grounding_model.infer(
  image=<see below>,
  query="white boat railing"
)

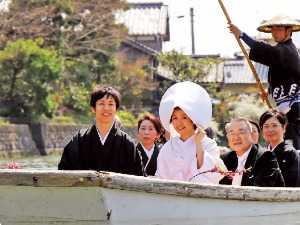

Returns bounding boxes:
[1,169,300,202]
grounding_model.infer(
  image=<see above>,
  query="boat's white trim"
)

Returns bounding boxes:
[0,169,300,202]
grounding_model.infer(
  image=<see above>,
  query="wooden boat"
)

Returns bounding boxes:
[1,169,300,225]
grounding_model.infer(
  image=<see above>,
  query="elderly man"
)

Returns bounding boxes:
[229,15,300,150]
[220,118,284,187]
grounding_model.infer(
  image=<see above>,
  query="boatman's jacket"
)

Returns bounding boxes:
[248,37,300,106]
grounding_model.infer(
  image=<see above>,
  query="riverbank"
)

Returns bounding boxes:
[0,153,60,169]
[0,123,136,159]
[0,123,88,158]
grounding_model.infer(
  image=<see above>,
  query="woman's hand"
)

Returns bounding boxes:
[195,127,206,169]
[194,127,206,145]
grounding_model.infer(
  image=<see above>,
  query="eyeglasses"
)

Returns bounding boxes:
[226,129,249,137]
[262,124,282,129]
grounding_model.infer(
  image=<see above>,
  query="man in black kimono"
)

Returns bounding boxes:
[58,86,143,176]
[220,118,284,187]
[229,15,300,150]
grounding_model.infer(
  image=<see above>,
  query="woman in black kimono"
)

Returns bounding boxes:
[259,110,300,187]
[58,86,142,176]
[136,113,163,176]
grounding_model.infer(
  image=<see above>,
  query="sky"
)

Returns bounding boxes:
[161,0,300,57]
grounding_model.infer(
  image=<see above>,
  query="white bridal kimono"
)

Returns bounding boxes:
[155,135,225,184]
[157,81,226,184]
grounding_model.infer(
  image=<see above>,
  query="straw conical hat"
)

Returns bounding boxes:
[159,81,212,132]
[257,15,300,33]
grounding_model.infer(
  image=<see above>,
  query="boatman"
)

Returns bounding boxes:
[229,15,300,150]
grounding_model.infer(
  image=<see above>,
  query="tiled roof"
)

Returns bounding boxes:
[115,2,169,40]
[156,56,269,85]
[223,58,268,84]
[0,0,10,12]
[201,63,224,83]
[123,38,158,56]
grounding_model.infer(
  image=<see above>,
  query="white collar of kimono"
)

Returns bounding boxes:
[170,135,196,154]
[96,119,115,145]
[141,144,155,159]
[268,143,280,151]
[159,81,212,132]
[236,146,251,166]
[174,134,195,144]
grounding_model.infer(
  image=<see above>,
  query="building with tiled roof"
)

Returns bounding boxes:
[116,0,170,76]
[222,56,268,93]
[193,34,270,92]
[0,0,10,12]
[117,2,169,38]
[156,53,269,94]
[116,1,170,111]
[116,1,169,52]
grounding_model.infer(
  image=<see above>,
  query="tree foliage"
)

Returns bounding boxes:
[0,0,135,120]
[158,50,220,82]
[99,53,157,111]
[0,38,63,119]
[0,0,160,121]
[0,0,128,57]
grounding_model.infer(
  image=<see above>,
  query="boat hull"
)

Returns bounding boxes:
[1,185,300,225]
[1,170,300,225]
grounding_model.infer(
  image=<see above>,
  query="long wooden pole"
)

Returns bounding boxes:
[218,0,273,109]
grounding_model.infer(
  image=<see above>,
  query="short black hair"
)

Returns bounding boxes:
[259,110,287,129]
[90,85,121,109]
[205,127,214,139]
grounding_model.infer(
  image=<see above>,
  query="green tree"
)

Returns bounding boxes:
[158,50,219,82]
[99,53,157,111]
[0,0,128,58]
[0,0,130,119]
[229,94,268,120]
[0,39,63,119]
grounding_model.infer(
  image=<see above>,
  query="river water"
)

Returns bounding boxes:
[0,154,60,170]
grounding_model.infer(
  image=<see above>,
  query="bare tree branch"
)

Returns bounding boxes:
[0,0,128,57]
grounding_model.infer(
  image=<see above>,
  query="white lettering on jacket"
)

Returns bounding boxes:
[288,83,298,96]
[273,86,285,99]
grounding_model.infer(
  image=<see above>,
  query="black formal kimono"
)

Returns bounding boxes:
[272,142,300,187]
[58,123,143,176]
[249,39,300,149]
[249,39,300,102]
[136,143,160,176]
[220,144,285,187]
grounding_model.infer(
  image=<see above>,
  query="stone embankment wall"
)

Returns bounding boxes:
[0,124,136,157]
[0,124,88,157]
[30,124,89,155]
[0,125,38,157]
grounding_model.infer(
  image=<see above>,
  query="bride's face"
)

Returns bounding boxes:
[171,108,195,140]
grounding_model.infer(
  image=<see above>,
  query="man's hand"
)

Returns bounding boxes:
[260,89,269,102]
[228,23,241,38]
